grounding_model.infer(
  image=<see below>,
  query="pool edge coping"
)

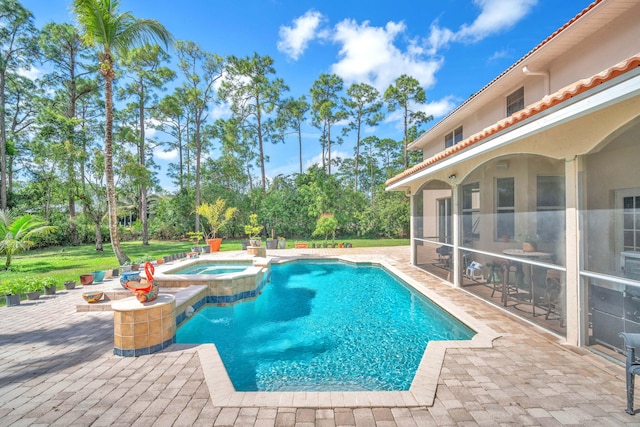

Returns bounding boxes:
[186,255,501,408]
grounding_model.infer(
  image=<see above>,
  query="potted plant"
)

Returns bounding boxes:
[120,261,132,273]
[92,270,106,283]
[0,279,24,306]
[196,199,238,252]
[266,238,278,250]
[187,231,204,252]
[63,280,77,290]
[244,214,263,247]
[517,234,538,252]
[24,277,42,300]
[42,276,57,295]
[278,236,286,249]
[79,273,94,286]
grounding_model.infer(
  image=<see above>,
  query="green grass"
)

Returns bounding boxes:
[0,237,409,302]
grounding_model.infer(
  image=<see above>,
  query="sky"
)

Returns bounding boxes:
[21,0,592,189]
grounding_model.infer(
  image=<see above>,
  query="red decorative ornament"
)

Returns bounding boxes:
[125,261,159,302]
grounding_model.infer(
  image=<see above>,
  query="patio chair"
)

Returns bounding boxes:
[544,270,564,326]
[619,332,640,415]
[435,245,451,268]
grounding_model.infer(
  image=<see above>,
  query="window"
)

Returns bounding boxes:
[536,176,565,243]
[444,126,463,149]
[622,195,640,252]
[462,182,480,243]
[437,198,452,244]
[506,87,524,116]
[496,178,514,240]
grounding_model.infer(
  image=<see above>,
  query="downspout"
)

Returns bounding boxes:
[522,66,550,96]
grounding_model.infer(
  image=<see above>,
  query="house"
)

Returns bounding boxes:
[385,0,640,355]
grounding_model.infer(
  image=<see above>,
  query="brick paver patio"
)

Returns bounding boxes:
[0,246,636,426]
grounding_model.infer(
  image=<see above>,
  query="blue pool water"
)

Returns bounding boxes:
[175,264,249,275]
[176,260,474,392]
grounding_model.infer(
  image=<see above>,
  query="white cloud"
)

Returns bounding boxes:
[428,0,538,51]
[17,66,41,81]
[304,149,351,169]
[457,0,537,42]
[211,101,232,120]
[422,96,459,119]
[488,49,511,62]
[330,19,441,93]
[277,10,325,60]
[385,96,459,131]
[154,146,178,161]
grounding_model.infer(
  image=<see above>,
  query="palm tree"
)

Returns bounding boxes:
[72,0,172,264]
[0,210,56,270]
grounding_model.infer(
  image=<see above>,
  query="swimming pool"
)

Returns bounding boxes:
[177,260,475,392]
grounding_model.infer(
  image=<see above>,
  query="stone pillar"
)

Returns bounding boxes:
[112,294,176,357]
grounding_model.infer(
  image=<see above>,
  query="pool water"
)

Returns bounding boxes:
[176,264,249,275]
[177,261,474,392]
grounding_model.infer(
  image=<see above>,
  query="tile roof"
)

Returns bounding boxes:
[386,53,640,188]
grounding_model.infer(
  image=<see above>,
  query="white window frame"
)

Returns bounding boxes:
[506,87,524,116]
[444,126,463,149]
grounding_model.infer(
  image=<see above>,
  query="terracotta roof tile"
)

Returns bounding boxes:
[386,53,640,188]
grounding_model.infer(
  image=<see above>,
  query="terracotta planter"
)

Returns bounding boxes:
[523,242,537,252]
[79,274,94,286]
[207,238,222,252]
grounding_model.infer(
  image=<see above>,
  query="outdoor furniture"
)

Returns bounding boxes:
[619,332,640,415]
[465,261,484,281]
[502,249,552,314]
[544,269,564,326]
[435,245,451,268]
[487,262,504,296]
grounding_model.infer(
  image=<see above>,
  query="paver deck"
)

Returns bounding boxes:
[0,246,635,426]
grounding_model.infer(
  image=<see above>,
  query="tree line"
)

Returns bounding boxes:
[1,0,432,263]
